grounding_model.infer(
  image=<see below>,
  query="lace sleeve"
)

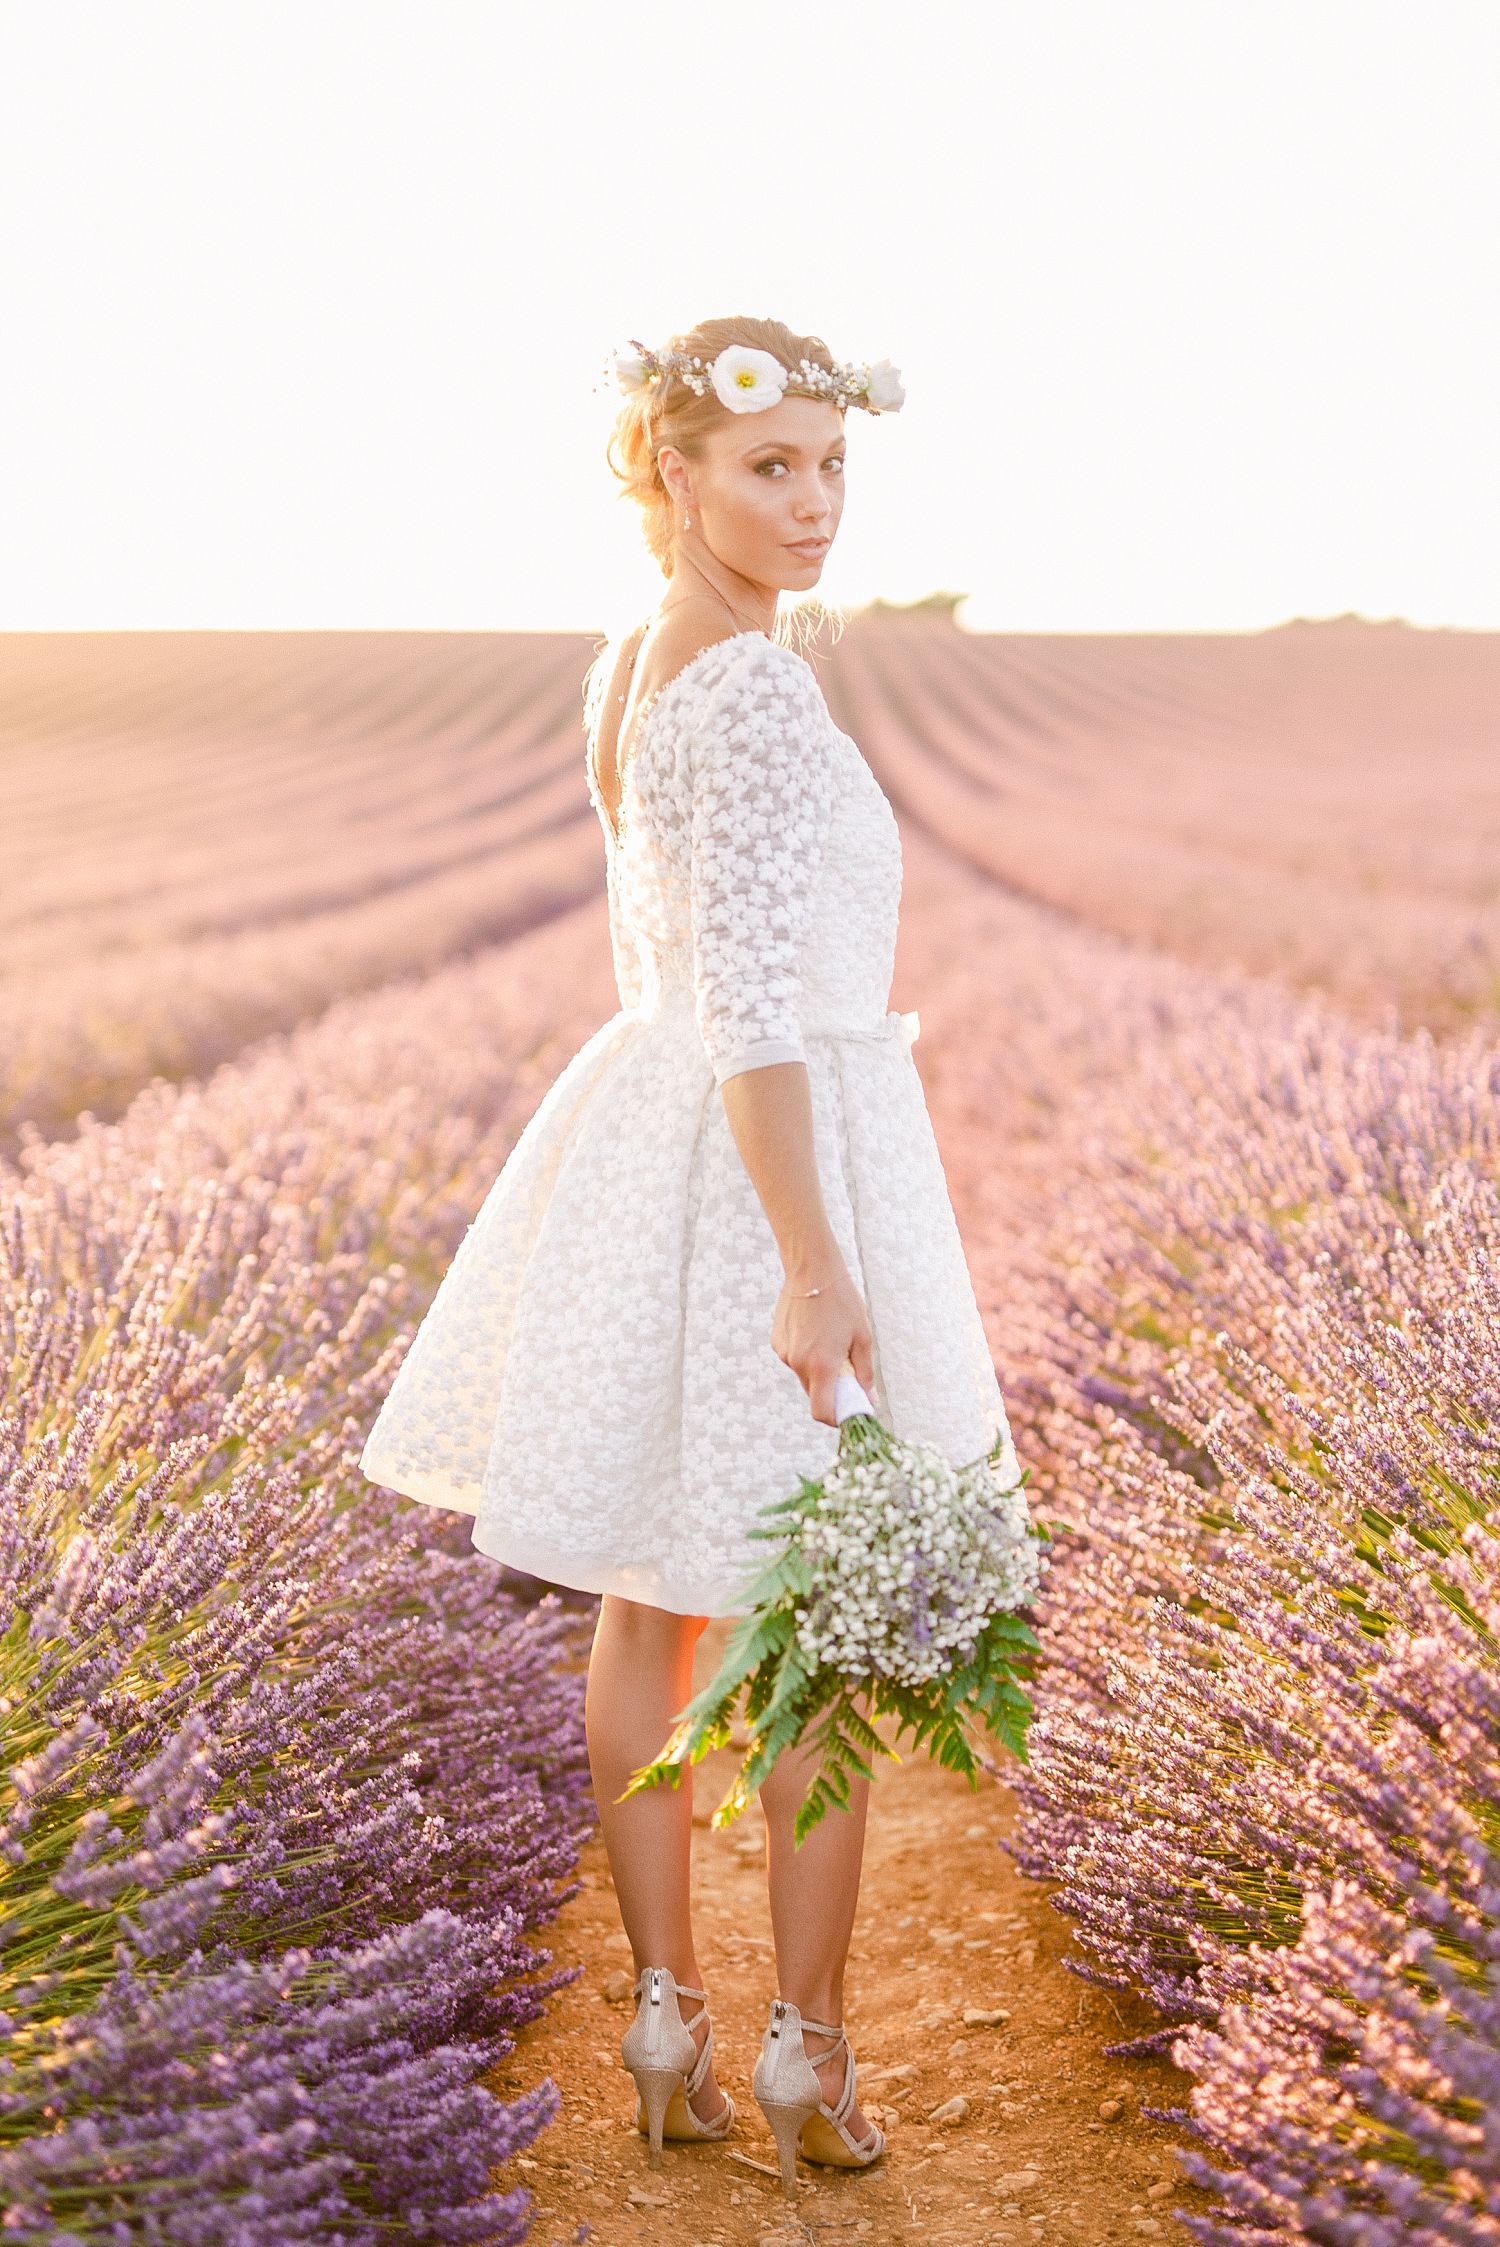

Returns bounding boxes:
[688,640,836,1086]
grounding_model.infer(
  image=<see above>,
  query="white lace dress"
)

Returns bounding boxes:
[359,629,1022,1616]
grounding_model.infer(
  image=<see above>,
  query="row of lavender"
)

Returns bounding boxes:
[0,937,606,2243]
[5,621,1496,1157]
[965,965,1500,2243]
[830,615,1500,1040]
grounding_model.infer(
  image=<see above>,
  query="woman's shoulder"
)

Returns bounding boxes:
[666,625,823,725]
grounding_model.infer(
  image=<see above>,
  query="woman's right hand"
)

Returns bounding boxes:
[772,1263,875,1428]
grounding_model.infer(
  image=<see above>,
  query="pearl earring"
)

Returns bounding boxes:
[683,510,692,533]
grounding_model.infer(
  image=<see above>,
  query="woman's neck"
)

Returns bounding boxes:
[661,544,776,637]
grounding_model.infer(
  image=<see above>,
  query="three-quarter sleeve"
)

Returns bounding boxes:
[688,641,836,1086]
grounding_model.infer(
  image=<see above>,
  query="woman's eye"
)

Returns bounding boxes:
[752,458,845,476]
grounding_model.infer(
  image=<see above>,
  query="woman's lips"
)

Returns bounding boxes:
[786,538,830,558]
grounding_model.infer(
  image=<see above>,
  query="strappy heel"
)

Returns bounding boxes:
[751,1996,886,2199]
[619,1965,736,2167]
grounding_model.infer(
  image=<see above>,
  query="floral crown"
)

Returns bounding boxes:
[606,337,905,417]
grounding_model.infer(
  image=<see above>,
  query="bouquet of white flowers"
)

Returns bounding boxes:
[625,1368,1052,1844]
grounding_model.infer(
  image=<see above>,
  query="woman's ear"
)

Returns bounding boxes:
[657,444,691,509]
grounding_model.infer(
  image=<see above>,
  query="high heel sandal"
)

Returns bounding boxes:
[751,1996,887,2199]
[620,1966,736,2168]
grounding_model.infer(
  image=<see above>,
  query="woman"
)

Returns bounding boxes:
[359,313,1022,2189]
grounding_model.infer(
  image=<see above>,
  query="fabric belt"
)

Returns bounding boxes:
[627,994,920,1055]
[804,1008,921,1052]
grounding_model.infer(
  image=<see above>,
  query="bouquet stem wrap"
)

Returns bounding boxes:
[624,1365,1050,1845]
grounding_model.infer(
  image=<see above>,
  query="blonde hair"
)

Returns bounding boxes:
[603,312,847,658]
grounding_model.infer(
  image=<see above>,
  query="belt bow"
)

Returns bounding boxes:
[806,1008,920,1052]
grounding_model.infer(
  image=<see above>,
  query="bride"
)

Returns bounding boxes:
[359,312,1022,2193]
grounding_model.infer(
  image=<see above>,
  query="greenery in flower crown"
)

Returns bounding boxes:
[623,1405,1054,1845]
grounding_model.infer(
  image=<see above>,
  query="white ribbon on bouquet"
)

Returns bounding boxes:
[833,1360,877,1424]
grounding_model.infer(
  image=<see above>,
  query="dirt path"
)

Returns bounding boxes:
[488,1621,1218,2247]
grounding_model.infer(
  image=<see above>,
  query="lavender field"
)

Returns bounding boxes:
[2,614,1498,2243]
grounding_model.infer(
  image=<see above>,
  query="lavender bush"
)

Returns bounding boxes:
[0,951,603,2242]
[994,992,1500,2241]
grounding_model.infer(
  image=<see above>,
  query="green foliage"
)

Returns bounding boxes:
[622,1413,1047,1845]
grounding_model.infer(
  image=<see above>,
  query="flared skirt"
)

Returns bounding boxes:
[359,990,1020,1615]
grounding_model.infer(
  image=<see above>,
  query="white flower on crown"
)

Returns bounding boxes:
[709,345,790,414]
[864,358,906,412]
[609,346,653,395]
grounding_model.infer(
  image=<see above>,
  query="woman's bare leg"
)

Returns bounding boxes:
[759,1733,876,2138]
[584,1593,728,2122]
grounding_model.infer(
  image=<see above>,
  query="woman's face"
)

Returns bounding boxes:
[662,395,847,591]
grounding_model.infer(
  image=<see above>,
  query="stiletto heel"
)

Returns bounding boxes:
[619,1966,736,2165]
[751,1996,886,2200]
[633,2065,682,2168]
[764,2096,811,2199]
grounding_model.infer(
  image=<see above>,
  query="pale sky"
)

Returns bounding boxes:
[1,0,1495,635]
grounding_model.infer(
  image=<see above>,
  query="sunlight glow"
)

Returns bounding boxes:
[0,1,1494,632]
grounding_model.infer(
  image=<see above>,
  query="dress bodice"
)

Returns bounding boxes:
[583,630,905,1082]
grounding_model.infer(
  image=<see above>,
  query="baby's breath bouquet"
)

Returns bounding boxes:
[624,1368,1052,1844]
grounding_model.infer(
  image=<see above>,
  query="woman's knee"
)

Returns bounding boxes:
[596,1592,708,1653]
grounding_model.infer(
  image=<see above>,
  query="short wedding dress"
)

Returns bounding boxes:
[359,627,1022,1616]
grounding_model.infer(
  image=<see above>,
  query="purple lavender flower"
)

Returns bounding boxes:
[1,955,600,2240]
